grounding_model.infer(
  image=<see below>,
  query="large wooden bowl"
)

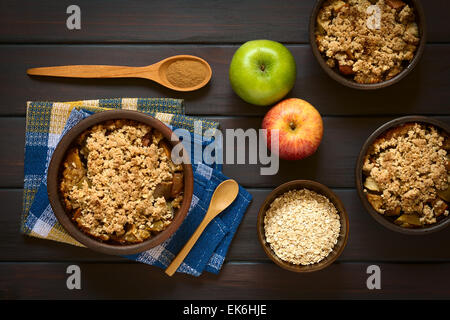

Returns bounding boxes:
[257,180,349,273]
[47,110,194,255]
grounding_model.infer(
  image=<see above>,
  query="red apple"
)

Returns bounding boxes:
[262,98,323,160]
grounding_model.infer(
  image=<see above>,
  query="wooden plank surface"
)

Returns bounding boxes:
[228,189,450,262]
[4,188,450,263]
[2,261,450,300]
[0,0,448,43]
[1,44,450,116]
[1,0,450,300]
[3,116,449,188]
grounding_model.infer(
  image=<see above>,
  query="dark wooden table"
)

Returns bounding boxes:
[1,0,449,300]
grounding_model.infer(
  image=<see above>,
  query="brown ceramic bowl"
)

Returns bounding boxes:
[257,180,349,273]
[356,116,450,235]
[309,0,426,90]
[47,110,194,255]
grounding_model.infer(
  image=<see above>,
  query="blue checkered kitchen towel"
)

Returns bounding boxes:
[23,102,252,276]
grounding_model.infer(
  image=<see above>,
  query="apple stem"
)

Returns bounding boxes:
[260,64,265,72]
[289,122,296,130]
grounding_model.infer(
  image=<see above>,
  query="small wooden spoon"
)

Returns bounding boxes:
[26,55,212,92]
[165,179,239,276]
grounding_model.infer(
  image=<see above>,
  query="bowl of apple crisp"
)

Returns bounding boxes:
[310,0,426,89]
[47,110,193,255]
[356,116,450,234]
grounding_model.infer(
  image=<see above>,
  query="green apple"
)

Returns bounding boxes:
[229,39,297,106]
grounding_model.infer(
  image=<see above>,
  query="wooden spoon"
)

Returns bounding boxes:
[26,55,212,92]
[165,179,239,276]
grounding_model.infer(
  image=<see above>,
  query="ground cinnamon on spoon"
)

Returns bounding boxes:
[166,59,208,88]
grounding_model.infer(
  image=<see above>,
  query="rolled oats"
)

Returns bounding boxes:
[264,189,341,265]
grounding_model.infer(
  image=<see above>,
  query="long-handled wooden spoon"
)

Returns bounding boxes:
[165,179,239,276]
[26,55,212,92]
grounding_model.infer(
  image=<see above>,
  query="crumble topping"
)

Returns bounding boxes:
[264,189,341,265]
[363,123,449,226]
[315,0,420,84]
[59,119,184,244]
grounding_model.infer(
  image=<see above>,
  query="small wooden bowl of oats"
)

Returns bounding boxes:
[47,110,194,255]
[309,0,426,89]
[356,116,450,235]
[257,180,349,273]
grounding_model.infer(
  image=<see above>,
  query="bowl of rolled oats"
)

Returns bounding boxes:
[257,180,349,272]
[356,116,450,234]
[309,0,426,89]
[47,110,194,255]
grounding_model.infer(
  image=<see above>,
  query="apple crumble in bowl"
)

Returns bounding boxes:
[356,116,450,234]
[47,110,193,255]
[309,0,426,89]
